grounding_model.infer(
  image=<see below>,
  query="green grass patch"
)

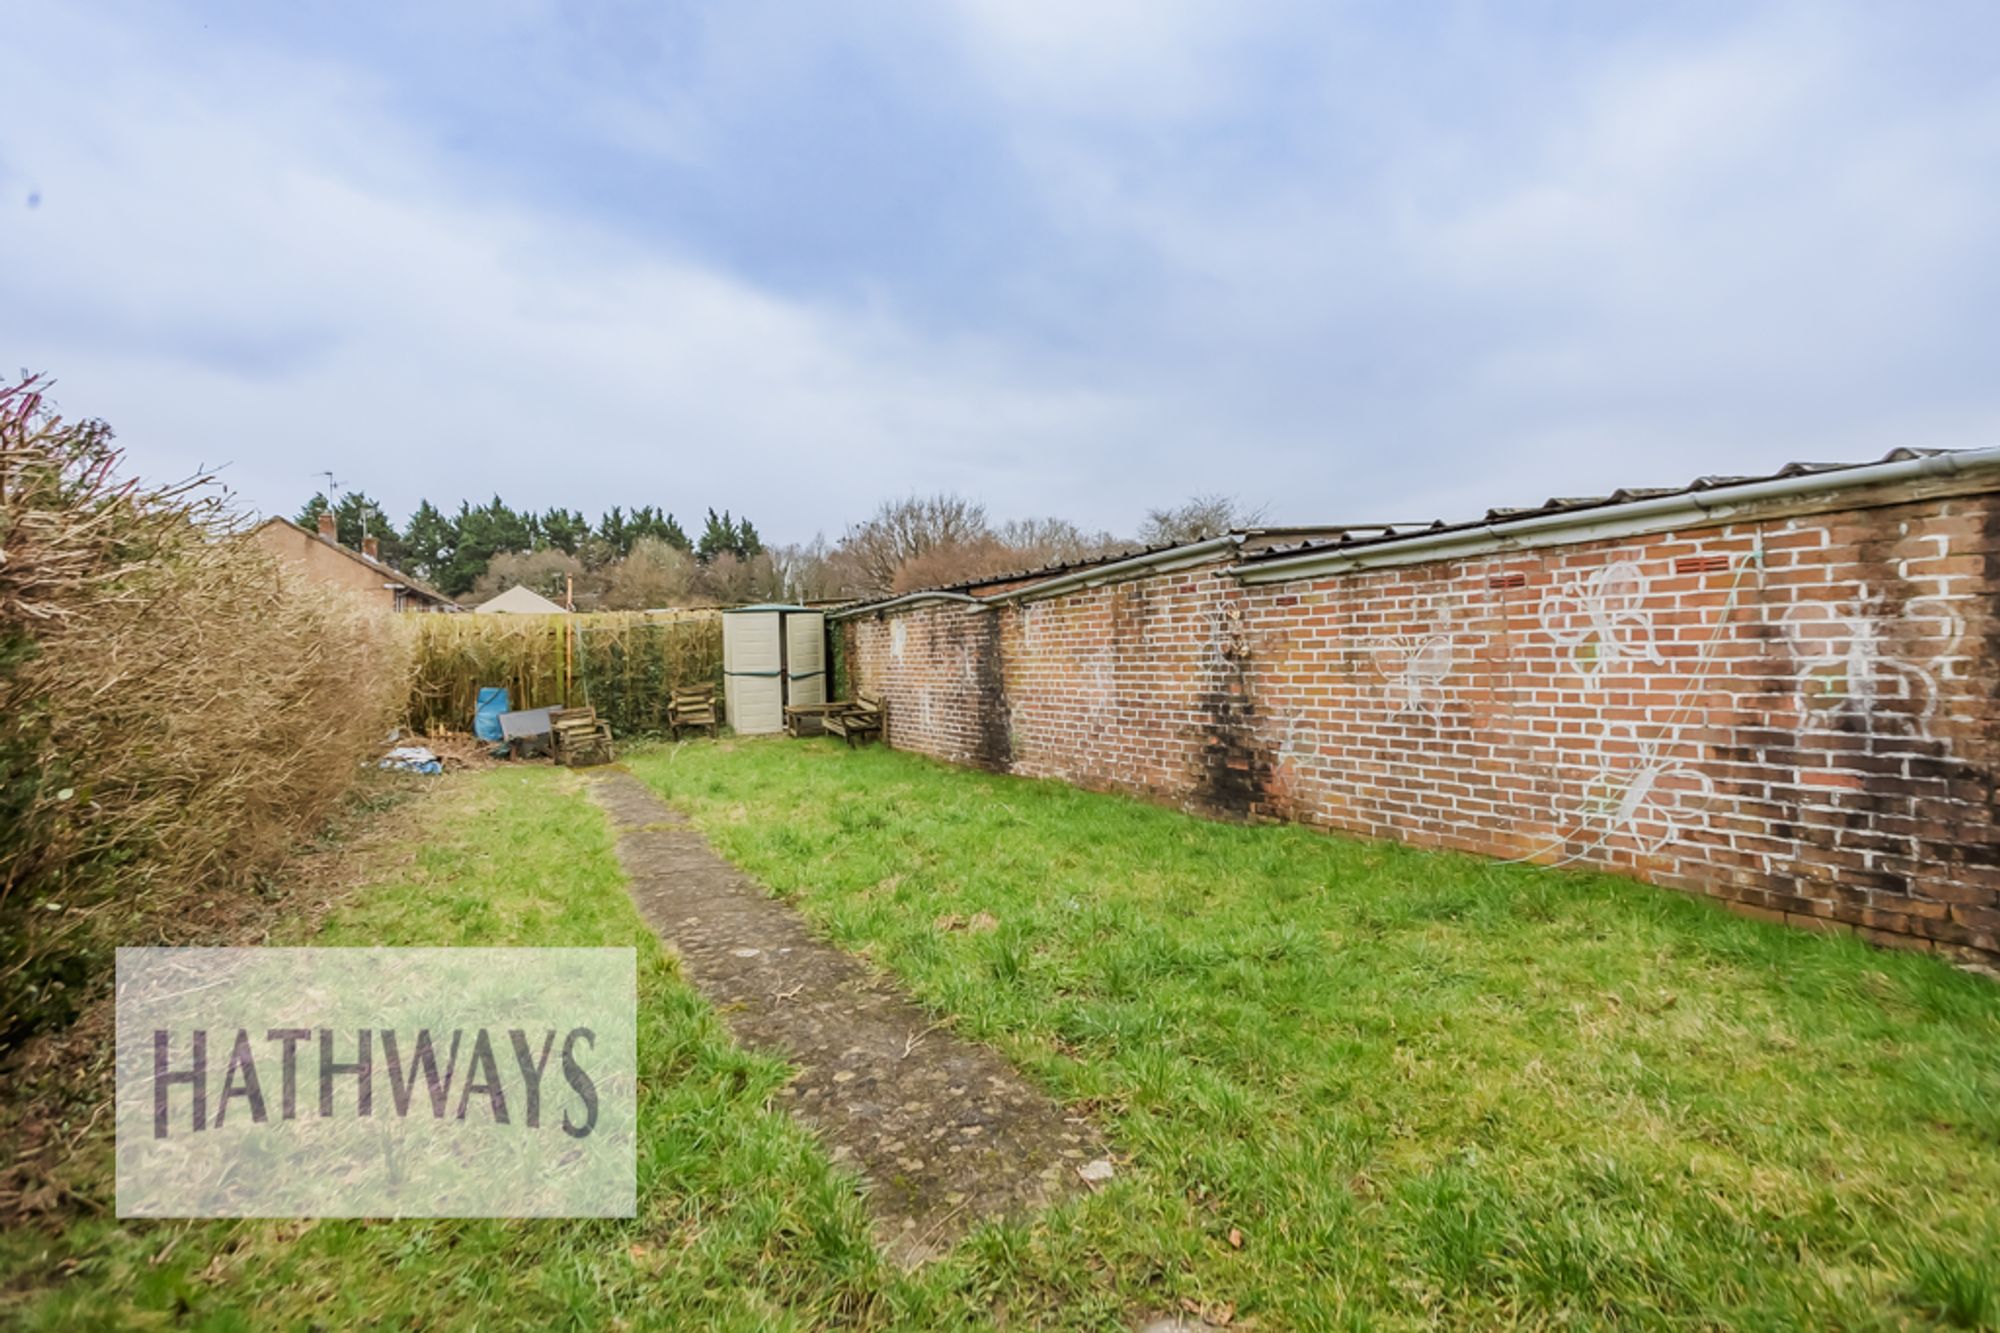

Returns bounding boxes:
[0,769,984,1331]
[10,747,1997,1329]
[626,737,2000,1329]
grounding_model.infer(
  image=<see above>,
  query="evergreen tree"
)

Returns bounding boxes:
[443,497,533,596]
[696,508,761,563]
[293,490,721,594]
[597,506,631,559]
[627,505,690,551]
[539,506,591,555]
[400,500,458,583]
[295,493,331,529]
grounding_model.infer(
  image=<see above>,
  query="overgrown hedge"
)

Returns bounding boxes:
[0,378,408,1049]
[404,611,722,738]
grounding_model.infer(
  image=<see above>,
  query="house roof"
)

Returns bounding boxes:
[473,584,569,614]
[250,517,454,605]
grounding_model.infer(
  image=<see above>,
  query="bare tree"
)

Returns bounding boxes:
[694,550,782,605]
[1137,493,1270,546]
[997,516,1125,567]
[838,493,992,595]
[888,536,1017,593]
[765,535,845,603]
[600,536,696,610]
[468,549,591,607]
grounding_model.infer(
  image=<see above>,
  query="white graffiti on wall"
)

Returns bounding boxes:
[1275,713,1322,773]
[1366,633,1455,721]
[1083,659,1117,735]
[1512,548,1747,865]
[1021,602,1051,653]
[1574,725,1716,855]
[1539,560,1662,685]
[1199,604,1248,676]
[1780,587,1964,737]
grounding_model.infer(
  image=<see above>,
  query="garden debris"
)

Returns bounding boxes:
[415,731,503,770]
[588,771,1106,1267]
[498,707,557,758]
[377,745,442,774]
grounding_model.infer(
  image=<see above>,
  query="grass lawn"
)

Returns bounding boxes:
[2,769,915,1331]
[627,738,2000,1330]
[5,745,1998,1329]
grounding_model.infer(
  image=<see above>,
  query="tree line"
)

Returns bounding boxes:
[295,489,1265,609]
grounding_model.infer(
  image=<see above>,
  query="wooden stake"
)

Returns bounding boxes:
[564,574,576,704]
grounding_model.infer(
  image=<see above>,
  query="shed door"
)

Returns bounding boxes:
[785,612,826,708]
[724,612,785,735]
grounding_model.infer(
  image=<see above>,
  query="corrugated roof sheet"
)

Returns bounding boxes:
[852,525,1412,607]
[832,446,1986,615]
[1240,447,1959,565]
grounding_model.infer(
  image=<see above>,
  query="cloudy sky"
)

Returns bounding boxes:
[4,1,1997,543]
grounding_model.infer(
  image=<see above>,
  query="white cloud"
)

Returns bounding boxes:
[4,2,1997,544]
[933,3,2000,519]
[942,0,1277,122]
[0,5,1180,537]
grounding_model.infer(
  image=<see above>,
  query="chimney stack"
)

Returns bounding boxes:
[318,511,338,542]
[362,535,380,561]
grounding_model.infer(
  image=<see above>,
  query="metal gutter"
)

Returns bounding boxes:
[826,590,989,621]
[990,534,1240,605]
[1231,446,2000,584]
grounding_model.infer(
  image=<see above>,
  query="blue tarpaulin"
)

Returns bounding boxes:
[474,686,510,742]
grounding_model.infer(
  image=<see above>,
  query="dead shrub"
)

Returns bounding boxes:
[0,376,408,1048]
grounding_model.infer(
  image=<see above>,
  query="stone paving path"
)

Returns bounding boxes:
[588,771,1108,1266]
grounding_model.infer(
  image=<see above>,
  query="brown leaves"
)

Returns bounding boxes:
[1178,1294,1240,1326]
[933,910,1000,934]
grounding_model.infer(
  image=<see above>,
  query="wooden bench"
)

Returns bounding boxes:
[820,694,883,747]
[550,706,615,766]
[783,701,845,737]
[666,685,719,740]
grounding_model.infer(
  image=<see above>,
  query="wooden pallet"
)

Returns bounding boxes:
[550,706,615,767]
[667,685,720,740]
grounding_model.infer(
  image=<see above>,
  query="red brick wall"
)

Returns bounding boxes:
[848,602,1014,770]
[842,489,2000,962]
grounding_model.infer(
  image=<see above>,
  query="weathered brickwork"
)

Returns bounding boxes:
[842,489,2000,962]
[848,602,1014,771]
